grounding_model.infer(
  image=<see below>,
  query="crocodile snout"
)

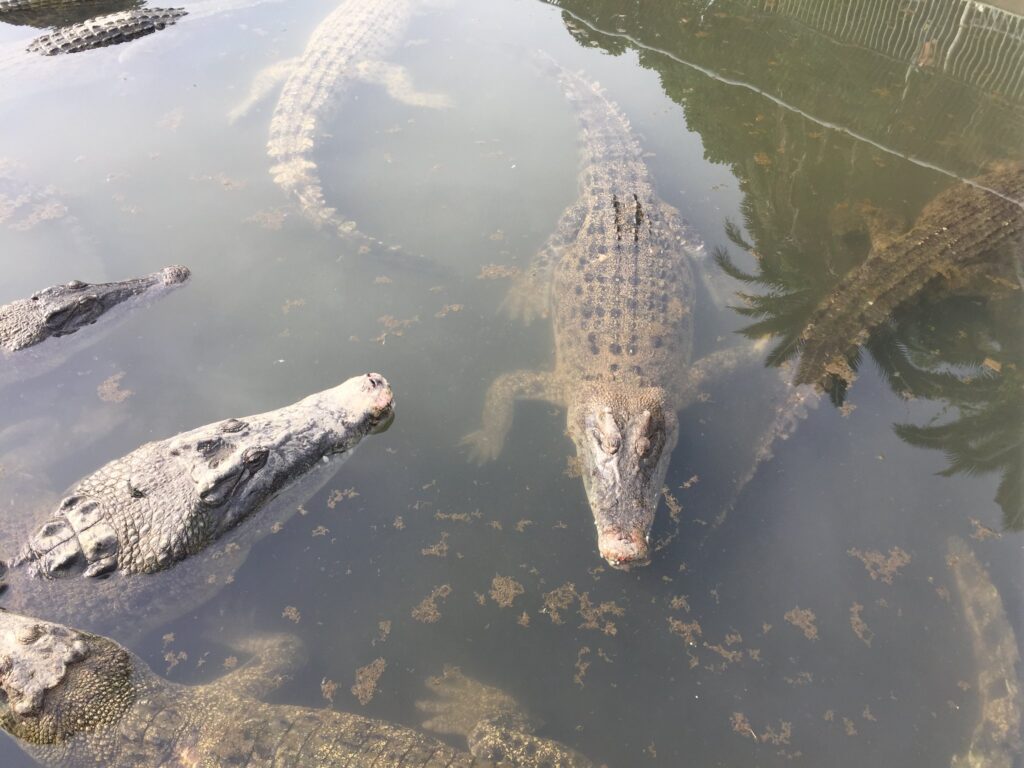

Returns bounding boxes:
[597,528,650,570]
[160,265,191,285]
[362,373,395,433]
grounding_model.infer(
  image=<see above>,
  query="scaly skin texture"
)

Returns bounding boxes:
[0,374,394,640]
[947,537,1022,768]
[464,55,739,569]
[0,612,594,767]
[0,266,190,388]
[25,7,186,56]
[796,166,1024,389]
[265,0,449,254]
[0,0,142,28]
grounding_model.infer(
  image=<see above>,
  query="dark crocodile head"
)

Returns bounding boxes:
[0,265,190,353]
[0,609,135,746]
[17,373,394,579]
[568,388,678,570]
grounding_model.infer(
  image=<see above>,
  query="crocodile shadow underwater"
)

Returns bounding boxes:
[0,0,1020,765]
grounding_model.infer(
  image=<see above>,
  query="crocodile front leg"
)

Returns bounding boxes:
[208,633,308,700]
[355,60,453,108]
[503,203,586,324]
[417,666,594,768]
[461,369,562,463]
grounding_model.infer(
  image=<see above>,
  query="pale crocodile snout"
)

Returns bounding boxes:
[160,265,191,286]
[361,373,395,433]
[597,529,651,570]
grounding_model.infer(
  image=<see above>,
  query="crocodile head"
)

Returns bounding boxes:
[0,609,135,746]
[16,373,394,579]
[0,265,191,352]
[568,388,678,569]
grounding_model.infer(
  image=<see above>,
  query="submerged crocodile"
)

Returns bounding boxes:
[0,0,141,28]
[464,55,745,569]
[947,536,1022,768]
[796,165,1024,391]
[0,612,593,768]
[0,266,190,389]
[0,373,394,640]
[24,6,186,56]
[231,0,450,256]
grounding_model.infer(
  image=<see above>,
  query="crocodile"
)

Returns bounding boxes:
[795,165,1024,391]
[24,6,186,56]
[0,612,593,768]
[0,373,395,640]
[463,54,746,570]
[0,266,190,389]
[0,0,141,28]
[947,536,1022,768]
[230,0,450,256]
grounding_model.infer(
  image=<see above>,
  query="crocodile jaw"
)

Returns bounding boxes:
[568,391,678,570]
[17,373,395,579]
[0,265,190,352]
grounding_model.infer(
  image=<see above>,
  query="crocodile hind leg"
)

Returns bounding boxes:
[354,60,452,109]
[461,369,561,463]
[208,633,308,700]
[503,203,586,324]
[675,344,764,407]
[228,58,299,123]
[417,665,593,767]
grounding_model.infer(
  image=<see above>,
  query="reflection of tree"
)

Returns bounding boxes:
[543,0,1024,527]
[718,189,1023,528]
[887,302,1022,531]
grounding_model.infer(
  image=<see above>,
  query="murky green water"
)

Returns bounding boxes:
[1,0,1021,765]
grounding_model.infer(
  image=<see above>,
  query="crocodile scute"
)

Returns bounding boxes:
[25,7,186,56]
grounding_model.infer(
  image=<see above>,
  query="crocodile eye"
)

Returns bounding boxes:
[65,280,86,290]
[221,419,247,434]
[196,438,221,455]
[241,446,269,471]
[595,410,621,455]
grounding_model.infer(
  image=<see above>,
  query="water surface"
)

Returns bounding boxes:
[0,0,1021,765]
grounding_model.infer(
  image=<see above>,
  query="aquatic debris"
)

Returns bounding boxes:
[477,263,520,280]
[351,657,386,705]
[373,620,391,645]
[969,517,1001,541]
[849,603,873,646]
[421,532,449,557]
[321,677,337,703]
[731,713,794,750]
[326,487,359,509]
[578,593,623,635]
[784,607,818,640]
[411,584,452,623]
[282,606,301,623]
[668,617,702,646]
[97,372,133,403]
[489,575,524,608]
[517,612,530,627]
[245,208,288,230]
[542,583,577,624]
[573,646,591,687]
[848,546,911,584]
[434,303,463,318]
[281,298,306,314]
